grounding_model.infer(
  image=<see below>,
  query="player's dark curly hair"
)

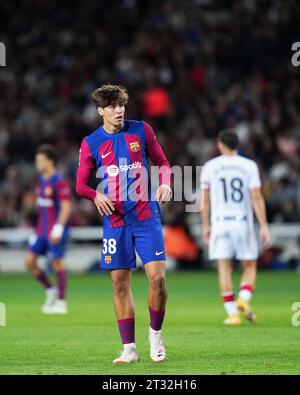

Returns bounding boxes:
[36,144,58,165]
[218,129,239,150]
[91,84,129,109]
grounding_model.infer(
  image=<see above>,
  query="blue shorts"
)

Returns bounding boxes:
[101,218,166,270]
[28,229,69,260]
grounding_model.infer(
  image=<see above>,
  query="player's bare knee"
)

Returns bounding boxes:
[25,259,34,271]
[242,261,255,270]
[52,260,64,272]
[149,274,166,292]
[25,255,36,272]
[112,278,130,296]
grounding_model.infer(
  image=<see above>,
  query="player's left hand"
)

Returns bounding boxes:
[49,235,62,244]
[50,224,63,244]
[260,225,271,249]
[156,184,172,203]
[202,225,211,246]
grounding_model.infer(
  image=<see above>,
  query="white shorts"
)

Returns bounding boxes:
[209,222,258,261]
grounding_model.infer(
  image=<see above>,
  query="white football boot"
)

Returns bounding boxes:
[223,314,241,325]
[41,287,58,314]
[149,328,166,362]
[113,346,139,364]
[49,299,68,314]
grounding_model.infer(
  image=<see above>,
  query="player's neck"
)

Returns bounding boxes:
[103,120,124,134]
[42,167,56,179]
[221,150,238,157]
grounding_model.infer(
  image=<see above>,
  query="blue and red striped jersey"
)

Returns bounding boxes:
[36,172,71,237]
[76,120,171,228]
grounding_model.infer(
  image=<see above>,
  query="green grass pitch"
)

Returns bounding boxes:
[0,271,300,375]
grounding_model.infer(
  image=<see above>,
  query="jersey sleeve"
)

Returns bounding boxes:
[76,139,97,200]
[78,138,95,169]
[200,164,211,190]
[56,179,71,201]
[144,121,171,186]
[249,162,261,189]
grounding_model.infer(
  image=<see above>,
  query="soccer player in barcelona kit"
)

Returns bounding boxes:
[25,145,71,314]
[200,131,271,325]
[76,85,172,363]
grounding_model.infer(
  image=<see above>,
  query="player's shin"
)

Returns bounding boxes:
[147,277,167,362]
[45,268,68,314]
[117,318,136,349]
[149,306,165,332]
[237,284,256,323]
[42,260,68,314]
[237,261,256,322]
[221,291,241,325]
[146,263,167,332]
[148,307,166,362]
[55,269,67,301]
[113,317,139,364]
[238,284,254,302]
[35,271,53,290]
[239,260,256,302]
[51,259,67,301]
[25,252,52,289]
[222,291,239,316]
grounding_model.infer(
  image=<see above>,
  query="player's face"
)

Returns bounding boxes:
[35,153,52,174]
[99,103,125,128]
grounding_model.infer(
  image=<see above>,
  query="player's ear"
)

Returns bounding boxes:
[217,140,223,153]
[97,107,104,117]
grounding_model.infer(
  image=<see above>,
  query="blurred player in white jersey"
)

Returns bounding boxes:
[200,130,271,325]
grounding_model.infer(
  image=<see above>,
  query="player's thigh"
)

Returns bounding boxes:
[101,226,136,270]
[110,269,132,293]
[133,218,166,265]
[144,260,166,284]
[50,258,64,271]
[27,233,47,256]
[209,227,234,260]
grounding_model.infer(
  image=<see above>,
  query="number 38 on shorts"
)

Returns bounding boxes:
[102,238,117,255]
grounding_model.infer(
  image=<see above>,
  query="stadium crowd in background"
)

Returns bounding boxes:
[0,0,300,230]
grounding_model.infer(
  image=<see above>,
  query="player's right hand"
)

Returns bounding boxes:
[94,192,115,216]
[202,225,211,245]
[156,184,172,203]
[260,225,271,249]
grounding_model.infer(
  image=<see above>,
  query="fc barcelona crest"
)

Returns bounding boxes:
[129,141,140,152]
[104,255,112,264]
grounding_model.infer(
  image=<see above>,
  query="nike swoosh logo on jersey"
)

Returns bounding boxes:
[102,151,112,159]
[155,251,164,256]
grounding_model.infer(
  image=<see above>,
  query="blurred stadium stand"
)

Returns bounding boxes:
[0,0,300,271]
